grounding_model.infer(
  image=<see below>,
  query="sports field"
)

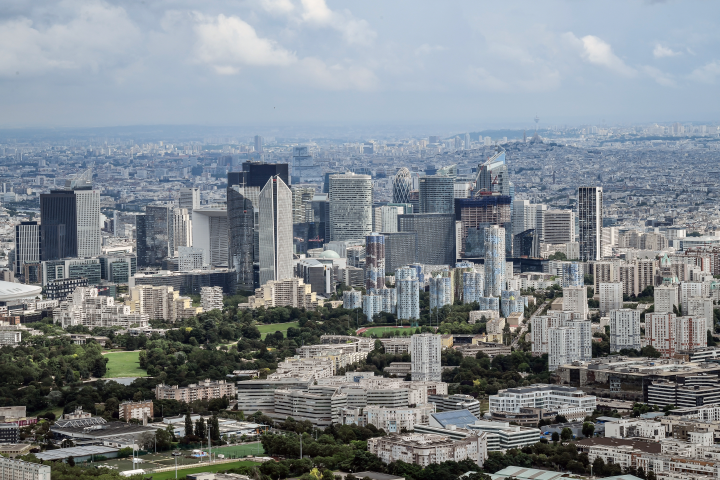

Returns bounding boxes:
[150,460,260,480]
[257,322,299,339]
[103,351,148,377]
[213,443,265,457]
[357,326,413,337]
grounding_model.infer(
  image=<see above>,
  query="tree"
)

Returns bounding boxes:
[195,417,206,439]
[211,415,221,443]
[582,422,595,438]
[67,456,75,467]
[551,432,559,443]
[561,427,573,442]
[554,415,568,424]
[185,412,193,437]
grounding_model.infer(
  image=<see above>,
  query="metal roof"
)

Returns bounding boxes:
[430,409,479,429]
[0,281,42,301]
[35,445,118,461]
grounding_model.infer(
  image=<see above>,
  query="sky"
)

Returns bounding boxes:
[1,0,720,130]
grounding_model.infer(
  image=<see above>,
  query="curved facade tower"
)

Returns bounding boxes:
[392,167,412,204]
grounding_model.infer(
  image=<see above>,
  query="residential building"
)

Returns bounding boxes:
[365,233,385,290]
[396,267,420,320]
[610,309,642,352]
[200,286,223,312]
[484,225,506,297]
[0,328,22,347]
[531,311,592,369]
[599,282,623,315]
[0,457,50,480]
[368,433,487,466]
[119,400,153,422]
[647,313,707,358]
[273,386,347,426]
[578,186,602,262]
[563,286,588,318]
[342,288,362,309]
[462,270,485,304]
[155,380,236,402]
[53,287,150,328]
[429,274,452,310]
[247,278,320,310]
[127,285,200,322]
[655,284,679,314]
[411,334,442,382]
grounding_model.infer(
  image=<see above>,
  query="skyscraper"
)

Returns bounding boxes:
[411,334,442,381]
[15,221,40,277]
[192,207,228,267]
[292,146,314,183]
[136,205,172,267]
[397,213,455,265]
[171,208,192,255]
[365,233,385,290]
[329,173,372,241]
[383,232,417,274]
[254,135,264,153]
[484,225,506,297]
[475,150,511,196]
[227,187,255,291]
[578,186,603,262]
[259,176,293,286]
[464,133,471,149]
[392,168,412,204]
[609,309,641,352]
[292,186,315,224]
[74,189,101,258]
[419,175,454,214]
[455,196,511,257]
[429,274,452,310]
[396,266,420,320]
[543,209,575,244]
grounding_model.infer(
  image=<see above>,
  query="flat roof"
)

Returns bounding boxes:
[35,445,118,461]
[575,437,662,454]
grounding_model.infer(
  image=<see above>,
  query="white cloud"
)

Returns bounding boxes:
[299,0,376,45]
[0,0,140,78]
[653,44,680,58]
[689,61,720,84]
[260,0,295,15]
[641,65,676,86]
[415,44,445,57]
[296,57,377,90]
[568,34,637,77]
[193,14,297,74]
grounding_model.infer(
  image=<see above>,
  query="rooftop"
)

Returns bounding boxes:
[35,445,119,461]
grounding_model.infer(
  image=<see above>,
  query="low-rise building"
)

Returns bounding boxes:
[368,433,487,467]
[155,379,236,402]
[489,384,596,415]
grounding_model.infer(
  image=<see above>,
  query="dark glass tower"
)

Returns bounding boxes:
[40,190,77,260]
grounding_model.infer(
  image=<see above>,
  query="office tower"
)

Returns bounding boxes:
[171,208,192,254]
[383,232,417,274]
[309,194,330,244]
[396,266,420,320]
[418,175,454,214]
[231,161,290,188]
[654,284,679,314]
[464,133,471,149]
[136,205,172,267]
[475,150,511,196]
[542,210,575,244]
[40,176,101,261]
[484,225,506,297]
[512,200,546,237]
[411,333,442,381]
[179,187,200,211]
[578,186,603,262]
[259,176,293,286]
[647,313,707,358]
[454,196,511,257]
[393,168,412,204]
[563,286,588,318]
[192,207,228,267]
[598,282,623,315]
[329,173,372,241]
[374,205,404,233]
[514,229,539,258]
[292,146,314,183]
[292,186,315,224]
[397,213,455,265]
[462,270,484,304]
[178,246,205,271]
[14,221,40,277]
[227,186,255,291]
[429,274,452,310]
[254,135,264,153]
[429,135,440,144]
[610,308,642,352]
[365,233,385,291]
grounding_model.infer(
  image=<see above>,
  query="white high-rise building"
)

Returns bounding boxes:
[254,135,264,153]
[192,207,228,267]
[0,457,50,480]
[599,282,623,315]
[687,297,714,332]
[462,269,485,304]
[562,286,588,319]
[178,246,205,271]
[578,186,602,262]
[343,288,362,309]
[179,187,200,211]
[512,200,546,238]
[396,266,420,320]
[411,333,442,382]
[680,282,704,315]
[375,205,404,233]
[532,311,591,370]
[654,284,679,314]
[171,207,192,254]
[259,176,293,286]
[75,189,101,257]
[647,313,707,358]
[429,274,453,310]
[329,173,373,241]
[201,286,224,312]
[609,309,641,352]
[543,209,575,244]
[14,221,40,276]
[484,225,506,297]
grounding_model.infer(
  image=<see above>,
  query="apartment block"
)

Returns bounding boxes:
[0,457,50,480]
[647,313,707,358]
[155,379,236,402]
[609,309,641,352]
[599,282,623,315]
[200,286,224,312]
[368,433,487,467]
[119,400,153,422]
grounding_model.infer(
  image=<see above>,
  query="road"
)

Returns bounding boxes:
[512,300,548,348]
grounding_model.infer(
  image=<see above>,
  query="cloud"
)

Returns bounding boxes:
[571,34,637,76]
[193,14,297,74]
[467,65,561,93]
[653,44,680,58]
[260,0,295,15]
[641,65,676,86]
[0,0,140,78]
[688,61,720,84]
[299,0,376,45]
[415,44,445,57]
[296,57,377,90]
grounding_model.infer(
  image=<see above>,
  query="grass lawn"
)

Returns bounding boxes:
[103,351,148,378]
[213,443,265,457]
[359,326,413,337]
[150,461,260,480]
[257,321,299,339]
